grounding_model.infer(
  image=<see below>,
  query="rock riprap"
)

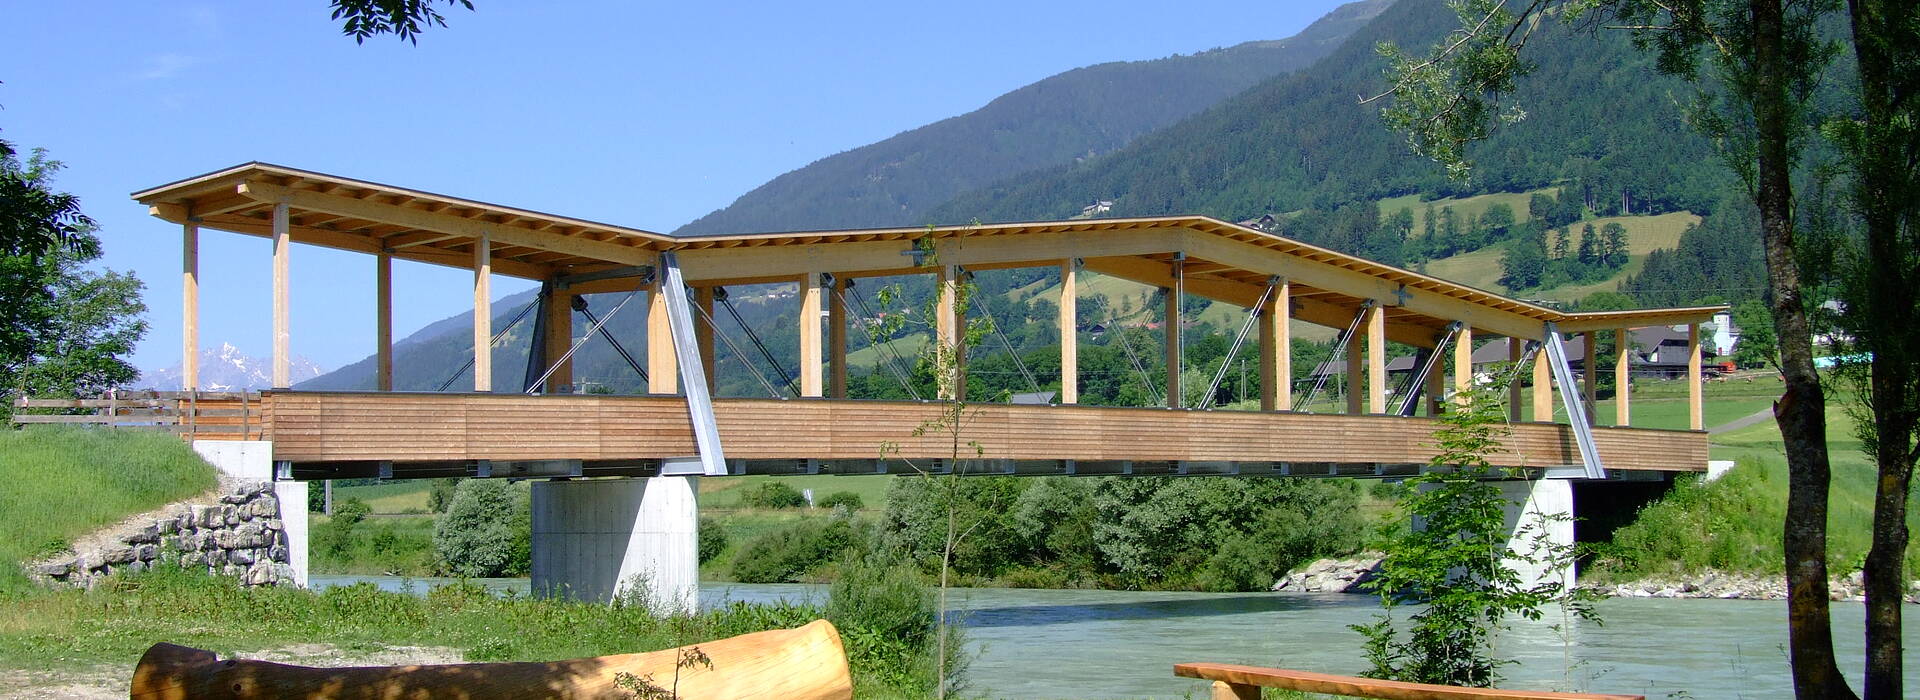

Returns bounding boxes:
[27,480,295,589]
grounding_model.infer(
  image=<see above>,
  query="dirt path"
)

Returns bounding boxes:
[1708,406,1775,435]
[0,644,463,699]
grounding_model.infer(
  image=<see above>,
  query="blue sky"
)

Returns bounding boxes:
[6,1,1350,373]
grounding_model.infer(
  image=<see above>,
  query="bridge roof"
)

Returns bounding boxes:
[134,162,1722,341]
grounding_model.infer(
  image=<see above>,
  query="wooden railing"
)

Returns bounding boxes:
[10,390,265,440]
[1174,663,1644,700]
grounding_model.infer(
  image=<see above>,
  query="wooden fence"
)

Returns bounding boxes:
[10,390,265,440]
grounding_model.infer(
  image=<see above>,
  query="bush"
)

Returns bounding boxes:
[434,480,530,577]
[730,517,859,583]
[816,491,865,510]
[739,481,808,509]
[427,478,459,514]
[828,555,947,695]
[697,516,728,564]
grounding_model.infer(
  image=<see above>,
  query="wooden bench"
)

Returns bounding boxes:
[1175,662,1645,700]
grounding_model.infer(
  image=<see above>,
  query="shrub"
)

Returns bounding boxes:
[730,517,859,583]
[739,481,808,509]
[697,516,728,564]
[434,480,529,577]
[816,491,864,510]
[427,478,459,513]
[828,555,946,695]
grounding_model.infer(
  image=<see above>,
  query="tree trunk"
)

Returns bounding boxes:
[1845,2,1919,698]
[1750,2,1855,698]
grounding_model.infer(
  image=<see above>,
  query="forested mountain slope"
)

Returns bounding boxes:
[927,0,1733,227]
[671,0,1390,236]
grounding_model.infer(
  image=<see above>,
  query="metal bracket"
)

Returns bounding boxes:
[1543,322,1606,479]
[658,252,729,476]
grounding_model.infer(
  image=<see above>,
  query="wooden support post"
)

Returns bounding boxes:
[799,273,824,397]
[1366,303,1386,414]
[1453,324,1474,409]
[1259,279,1291,411]
[472,232,492,392]
[1688,322,1703,430]
[1165,256,1184,408]
[828,276,848,399]
[696,287,717,391]
[1532,342,1552,422]
[935,265,961,400]
[376,253,393,391]
[1345,330,1364,415]
[182,222,199,391]
[1614,326,1632,426]
[648,271,678,394]
[1058,260,1078,404]
[1581,330,1598,425]
[544,286,575,393]
[271,201,291,390]
[1508,337,1524,421]
[1211,681,1260,700]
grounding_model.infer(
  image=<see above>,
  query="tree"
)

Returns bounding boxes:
[0,149,144,415]
[1368,3,1852,696]
[1499,233,1549,290]
[1823,5,1920,697]
[434,479,529,577]
[1551,226,1570,261]
[330,0,474,43]
[1601,222,1630,267]
[1577,223,1600,267]
[1732,300,1779,368]
[1352,378,1590,686]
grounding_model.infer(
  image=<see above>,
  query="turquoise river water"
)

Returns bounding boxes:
[312,574,1911,699]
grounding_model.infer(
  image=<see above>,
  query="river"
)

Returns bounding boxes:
[312,574,1907,699]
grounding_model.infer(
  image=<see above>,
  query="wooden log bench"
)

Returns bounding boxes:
[1174,662,1645,700]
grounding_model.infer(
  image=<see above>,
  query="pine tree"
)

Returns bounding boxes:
[1577,223,1599,267]
[1551,226,1570,260]
[1601,222,1629,268]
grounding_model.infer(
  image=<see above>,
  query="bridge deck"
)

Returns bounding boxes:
[263,392,1707,481]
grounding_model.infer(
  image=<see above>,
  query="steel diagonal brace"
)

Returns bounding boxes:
[1543,322,1606,479]
[658,252,728,476]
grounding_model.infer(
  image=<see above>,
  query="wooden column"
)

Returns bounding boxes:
[271,201,291,389]
[1614,326,1632,426]
[1531,342,1552,422]
[1366,303,1386,414]
[1581,331,1598,425]
[1058,260,1078,404]
[648,272,677,394]
[544,286,575,393]
[935,265,961,400]
[799,273,825,397]
[1687,322,1704,430]
[1508,337,1524,421]
[182,222,199,390]
[1259,279,1291,411]
[375,253,393,391]
[1452,324,1474,408]
[828,276,848,398]
[1164,256,1184,408]
[1345,330,1364,414]
[695,287,717,391]
[472,232,492,392]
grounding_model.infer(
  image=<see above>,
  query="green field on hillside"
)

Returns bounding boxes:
[1420,211,1699,301]
[1379,188,1554,234]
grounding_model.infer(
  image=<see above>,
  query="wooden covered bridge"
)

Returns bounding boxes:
[132,163,1721,603]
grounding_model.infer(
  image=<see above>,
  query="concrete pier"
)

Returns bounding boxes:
[1499,478,1575,590]
[531,468,700,612]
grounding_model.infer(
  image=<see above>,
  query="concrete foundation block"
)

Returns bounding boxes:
[192,440,307,588]
[1499,478,1576,590]
[532,469,700,613]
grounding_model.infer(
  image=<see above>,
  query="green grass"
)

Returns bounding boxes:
[1418,211,1700,302]
[1590,392,1920,581]
[330,480,435,514]
[309,514,438,576]
[0,567,930,696]
[1382,188,1553,235]
[0,427,218,593]
[700,475,891,511]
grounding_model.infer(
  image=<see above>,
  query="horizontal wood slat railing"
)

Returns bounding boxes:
[11,391,264,441]
[260,391,1709,471]
[1174,663,1644,700]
